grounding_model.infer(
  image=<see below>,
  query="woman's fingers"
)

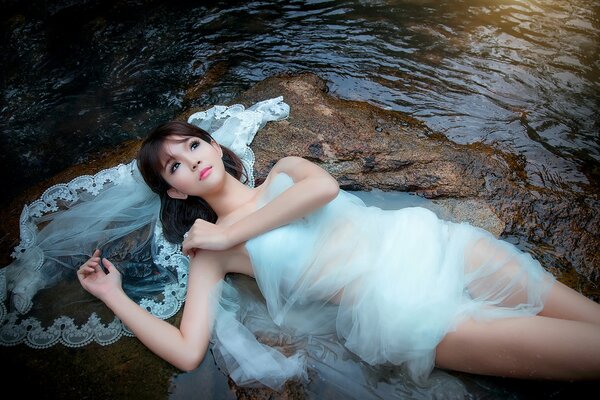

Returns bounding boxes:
[78,250,116,293]
[78,264,99,278]
[101,258,120,276]
[78,252,107,278]
[77,265,95,284]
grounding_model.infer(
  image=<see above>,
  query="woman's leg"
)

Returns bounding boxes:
[539,280,600,325]
[464,236,600,324]
[435,315,600,381]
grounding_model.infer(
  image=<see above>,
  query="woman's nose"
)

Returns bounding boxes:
[191,160,201,170]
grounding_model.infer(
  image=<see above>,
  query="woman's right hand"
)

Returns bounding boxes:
[77,249,123,302]
[182,219,234,256]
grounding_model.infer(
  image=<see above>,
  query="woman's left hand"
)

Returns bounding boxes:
[77,249,123,302]
[182,219,233,256]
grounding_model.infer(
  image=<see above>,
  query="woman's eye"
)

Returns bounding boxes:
[170,162,180,174]
[190,140,200,150]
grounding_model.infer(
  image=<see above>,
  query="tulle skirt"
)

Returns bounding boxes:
[210,173,556,398]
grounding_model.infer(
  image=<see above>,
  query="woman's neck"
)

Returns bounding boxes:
[203,174,256,219]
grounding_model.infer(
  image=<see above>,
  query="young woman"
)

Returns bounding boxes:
[77,118,600,393]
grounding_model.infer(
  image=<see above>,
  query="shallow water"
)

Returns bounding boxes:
[1,0,599,206]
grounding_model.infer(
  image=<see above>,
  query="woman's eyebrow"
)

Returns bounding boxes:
[160,138,188,170]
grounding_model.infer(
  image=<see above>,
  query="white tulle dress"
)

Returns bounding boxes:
[1,96,556,399]
[209,172,556,397]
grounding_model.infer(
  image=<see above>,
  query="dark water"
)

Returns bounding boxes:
[1,0,599,207]
[2,1,599,398]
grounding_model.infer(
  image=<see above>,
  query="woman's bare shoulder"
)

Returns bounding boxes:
[252,156,302,192]
[260,156,335,185]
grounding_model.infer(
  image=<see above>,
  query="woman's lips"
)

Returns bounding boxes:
[199,166,212,180]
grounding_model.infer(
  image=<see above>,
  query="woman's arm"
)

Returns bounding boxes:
[228,156,339,245]
[182,156,339,255]
[78,249,225,371]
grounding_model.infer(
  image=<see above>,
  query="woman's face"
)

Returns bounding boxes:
[158,134,225,199]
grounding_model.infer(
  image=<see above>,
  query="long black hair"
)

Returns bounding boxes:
[137,121,247,243]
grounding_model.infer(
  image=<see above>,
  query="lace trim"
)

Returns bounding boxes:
[0,96,287,348]
[0,162,189,348]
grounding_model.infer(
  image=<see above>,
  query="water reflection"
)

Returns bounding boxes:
[1,0,598,202]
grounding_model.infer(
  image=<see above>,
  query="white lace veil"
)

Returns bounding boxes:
[0,96,290,348]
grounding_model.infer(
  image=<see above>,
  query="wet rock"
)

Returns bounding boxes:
[184,60,231,102]
[234,72,599,290]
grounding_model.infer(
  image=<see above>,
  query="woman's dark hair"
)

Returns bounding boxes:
[137,121,246,243]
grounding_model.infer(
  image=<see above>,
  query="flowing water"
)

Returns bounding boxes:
[1,0,599,398]
[1,0,599,207]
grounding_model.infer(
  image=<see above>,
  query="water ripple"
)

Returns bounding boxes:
[1,0,599,205]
